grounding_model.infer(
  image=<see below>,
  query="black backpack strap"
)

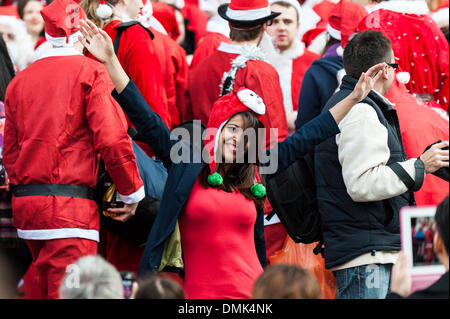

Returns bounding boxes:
[388,162,424,192]
[113,21,154,56]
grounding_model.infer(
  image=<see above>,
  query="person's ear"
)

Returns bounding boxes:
[433,232,444,255]
[381,64,389,80]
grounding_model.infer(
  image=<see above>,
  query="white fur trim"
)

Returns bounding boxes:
[45,31,81,48]
[336,45,344,57]
[218,42,243,54]
[17,228,99,242]
[226,6,272,21]
[327,23,341,40]
[396,72,410,84]
[271,41,305,112]
[368,0,430,14]
[307,30,327,55]
[117,186,145,204]
[237,89,266,115]
[96,3,113,19]
[213,120,228,166]
[206,15,231,37]
[431,7,450,28]
[35,46,83,61]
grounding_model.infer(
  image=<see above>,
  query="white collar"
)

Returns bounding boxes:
[274,39,305,60]
[217,42,244,54]
[35,46,83,61]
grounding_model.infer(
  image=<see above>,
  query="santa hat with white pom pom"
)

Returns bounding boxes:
[205,88,267,198]
[96,0,113,19]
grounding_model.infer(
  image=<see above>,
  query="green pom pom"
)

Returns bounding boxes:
[207,172,223,186]
[250,183,266,198]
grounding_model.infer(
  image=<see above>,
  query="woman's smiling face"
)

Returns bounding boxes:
[220,113,248,163]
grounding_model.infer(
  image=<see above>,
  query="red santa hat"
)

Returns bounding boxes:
[41,0,86,47]
[218,0,281,27]
[0,5,20,18]
[95,0,113,20]
[205,88,266,197]
[357,9,449,105]
[152,1,181,41]
[327,0,367,54]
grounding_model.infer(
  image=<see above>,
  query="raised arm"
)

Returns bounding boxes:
[266,64,386,174]
[79,20,175,164]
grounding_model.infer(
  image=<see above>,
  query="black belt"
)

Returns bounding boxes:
[11,184,94,200]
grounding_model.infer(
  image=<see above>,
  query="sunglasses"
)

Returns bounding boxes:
[387,63,399,70]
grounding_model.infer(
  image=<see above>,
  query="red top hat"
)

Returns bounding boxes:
[41,0,86,47]
[218,0,281,27]
[327,0,367,48]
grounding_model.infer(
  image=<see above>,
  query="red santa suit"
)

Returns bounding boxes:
[94,20,172,274]
[358,9,449,114]
[190,32,231,70]
[151,1,181,42]
[271,39,320,112]
[3,2,144,299]
[102,20,172,152]
[385,81,449,206]
[357,10,450,206]
[150,27,188,129]
[181,2,208,45]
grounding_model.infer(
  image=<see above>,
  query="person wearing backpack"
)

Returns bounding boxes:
[80,0,172,275]
[79,18,385,298]
[314,30,449,299]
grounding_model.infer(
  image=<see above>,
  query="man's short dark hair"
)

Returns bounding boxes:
[271,1,299,22]
[435,196,449,255]
[229,24,264,42]
[343,30,393,79]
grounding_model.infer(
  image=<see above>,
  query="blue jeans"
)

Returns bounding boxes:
[333,264,392,299]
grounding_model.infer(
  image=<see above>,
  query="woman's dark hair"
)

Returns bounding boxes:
[343,30,392,79]
[0,34,15,102]
[321,35,340,57]
[435,196,449,255]
[199,111,266,212]
[252,264,322,299]
[135,275,185,299]
[17,0,45,37]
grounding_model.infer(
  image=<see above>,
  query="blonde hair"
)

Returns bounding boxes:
[252,264,322,299]
[79,0,120,28]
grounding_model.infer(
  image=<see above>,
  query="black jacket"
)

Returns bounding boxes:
[315,75,413,269]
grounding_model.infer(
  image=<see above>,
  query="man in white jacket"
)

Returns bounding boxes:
[314,30,449,299]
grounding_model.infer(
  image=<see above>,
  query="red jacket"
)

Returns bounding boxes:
[190,32,230,70]
[3,48,144,242]
[150,27,188,129]
[103,21,171,129]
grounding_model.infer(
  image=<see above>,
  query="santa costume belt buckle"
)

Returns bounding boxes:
[11,183,94,200]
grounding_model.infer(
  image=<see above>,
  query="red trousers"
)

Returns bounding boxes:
[25,238,97,299]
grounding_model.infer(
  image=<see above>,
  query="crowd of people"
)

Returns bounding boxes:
[0,0,448,300]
